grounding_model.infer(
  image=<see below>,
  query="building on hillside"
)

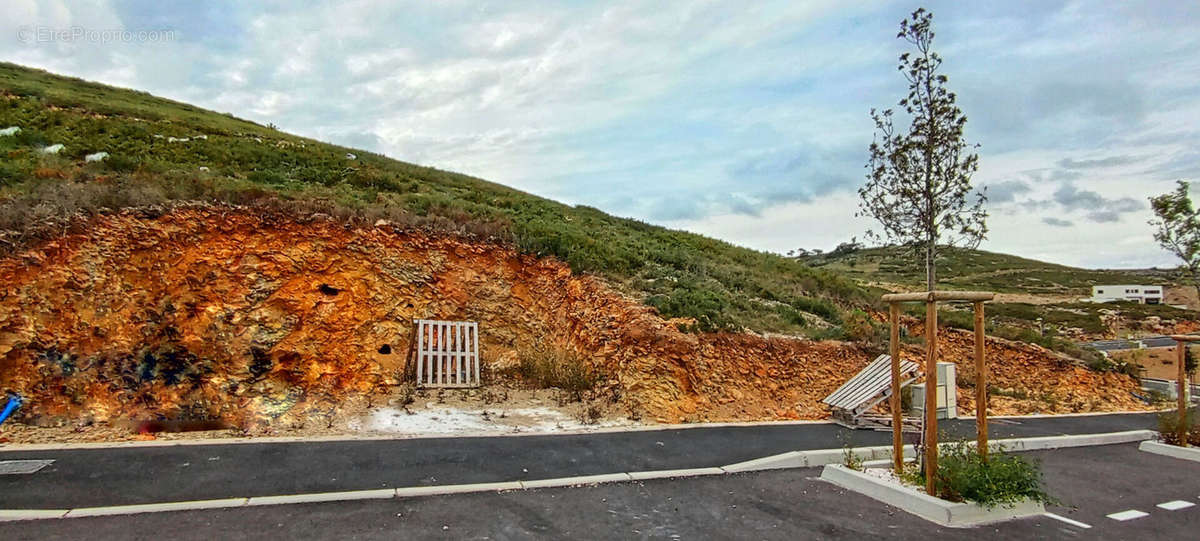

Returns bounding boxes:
[1088,285,1163,304]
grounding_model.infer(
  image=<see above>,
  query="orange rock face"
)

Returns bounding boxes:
[0,208,1148,430]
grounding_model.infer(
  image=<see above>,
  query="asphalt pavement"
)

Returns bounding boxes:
[1,442,1195,540]
[0,412,1159,509]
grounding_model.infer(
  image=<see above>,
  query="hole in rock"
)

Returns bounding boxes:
[318,284,340,296]
[378,344,392,355]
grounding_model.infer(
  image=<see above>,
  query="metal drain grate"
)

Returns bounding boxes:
[0,459,54,475]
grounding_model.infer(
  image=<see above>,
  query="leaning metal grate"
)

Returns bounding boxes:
[0,459,55,475]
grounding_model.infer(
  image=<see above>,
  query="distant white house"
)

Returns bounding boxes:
[1089,285,1163,304]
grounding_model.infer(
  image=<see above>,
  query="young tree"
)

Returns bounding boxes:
[858,8,986,291]
[1149,180,1200,296]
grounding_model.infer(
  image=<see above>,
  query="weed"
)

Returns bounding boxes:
[574,402,603,425]
[507,340,598,402]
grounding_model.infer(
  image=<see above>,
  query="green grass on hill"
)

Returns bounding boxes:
[802,245,1166,295]
[0,62,873,334]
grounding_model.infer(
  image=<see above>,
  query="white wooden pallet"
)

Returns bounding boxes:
[414,319,480,388]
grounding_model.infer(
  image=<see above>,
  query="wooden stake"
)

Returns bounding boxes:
[1179,340,1189,447]
[924,299,938,495]
[889,302,903,472]
[974,301,988,461]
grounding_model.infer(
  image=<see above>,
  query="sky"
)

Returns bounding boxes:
[3,1,1198,269]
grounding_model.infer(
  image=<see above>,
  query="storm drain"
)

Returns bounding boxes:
[0,459,54,475]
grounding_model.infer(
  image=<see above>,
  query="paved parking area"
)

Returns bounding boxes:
[1004,442,1200,538]
[1,441,1195,540]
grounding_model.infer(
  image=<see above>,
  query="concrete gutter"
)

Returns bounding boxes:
[0,430,1157,522]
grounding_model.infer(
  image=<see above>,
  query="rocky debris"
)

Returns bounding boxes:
[0,208,1149,435]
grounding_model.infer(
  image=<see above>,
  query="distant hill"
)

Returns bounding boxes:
[0,62,870,335]
[799,245,1170,295]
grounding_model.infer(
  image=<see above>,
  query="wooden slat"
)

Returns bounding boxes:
[471,323,480,385]
[458,322,466,384]
[416,319,424,385]
[823,354,919,411]
[881,290,995,303]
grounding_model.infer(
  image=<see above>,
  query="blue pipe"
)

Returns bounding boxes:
[0,393,22,426]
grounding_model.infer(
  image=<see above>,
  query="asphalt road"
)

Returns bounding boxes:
[1,442,1194,540]
[0,412,1158,509]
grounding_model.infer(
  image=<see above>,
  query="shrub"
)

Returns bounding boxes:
[902,441,1055,507]
[843,309,885,348]
[508,340,598,401]
[1157,410,1200,446]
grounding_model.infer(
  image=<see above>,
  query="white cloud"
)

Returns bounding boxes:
[0,0,1196,269]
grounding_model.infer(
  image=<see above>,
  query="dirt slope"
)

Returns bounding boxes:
[0,207,1148,433]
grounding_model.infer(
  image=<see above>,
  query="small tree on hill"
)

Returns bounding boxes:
[858,8,986,291]
[1149,180,1200,298]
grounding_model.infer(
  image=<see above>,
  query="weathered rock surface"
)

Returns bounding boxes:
[0,208,1148,432]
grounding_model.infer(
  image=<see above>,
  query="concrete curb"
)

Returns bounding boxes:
[820,464,1045,527]
[0,429,1158,522]
[245,489,395,507]
[520,473,632,489]
[395,481,522,497]
[1139,440,1200,462]
[723,430,1155,472]
[627,467,728,481]
[65,498,251,518]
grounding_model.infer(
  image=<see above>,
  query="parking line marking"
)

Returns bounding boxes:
[1043,512,1091,529]
[1157,500,1195,511]
[1107,509,1149,521]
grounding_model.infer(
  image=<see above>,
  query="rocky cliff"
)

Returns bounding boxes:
[0,207,1148,433]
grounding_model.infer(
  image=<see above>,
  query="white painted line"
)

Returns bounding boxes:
[1106,509,1149,521]
[1043,512,1092,529]
[1157,500,1195,511]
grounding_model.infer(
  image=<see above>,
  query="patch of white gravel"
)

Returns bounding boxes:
[347,405,633,435]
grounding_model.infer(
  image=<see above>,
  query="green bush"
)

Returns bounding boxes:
[903,441,1055,507]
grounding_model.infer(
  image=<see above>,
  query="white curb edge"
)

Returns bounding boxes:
[820,464,1045,527]
[1139,440,1200,463]
[723,430,1155,472]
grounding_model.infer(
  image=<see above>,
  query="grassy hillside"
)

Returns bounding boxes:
[0,62,872,335]
[802,245,1167,295]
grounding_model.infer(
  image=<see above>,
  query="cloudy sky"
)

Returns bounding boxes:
[3,1,1198,268]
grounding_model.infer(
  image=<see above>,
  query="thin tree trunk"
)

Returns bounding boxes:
[926,240,936,291]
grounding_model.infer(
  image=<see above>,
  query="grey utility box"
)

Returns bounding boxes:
[911,362,957,420]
